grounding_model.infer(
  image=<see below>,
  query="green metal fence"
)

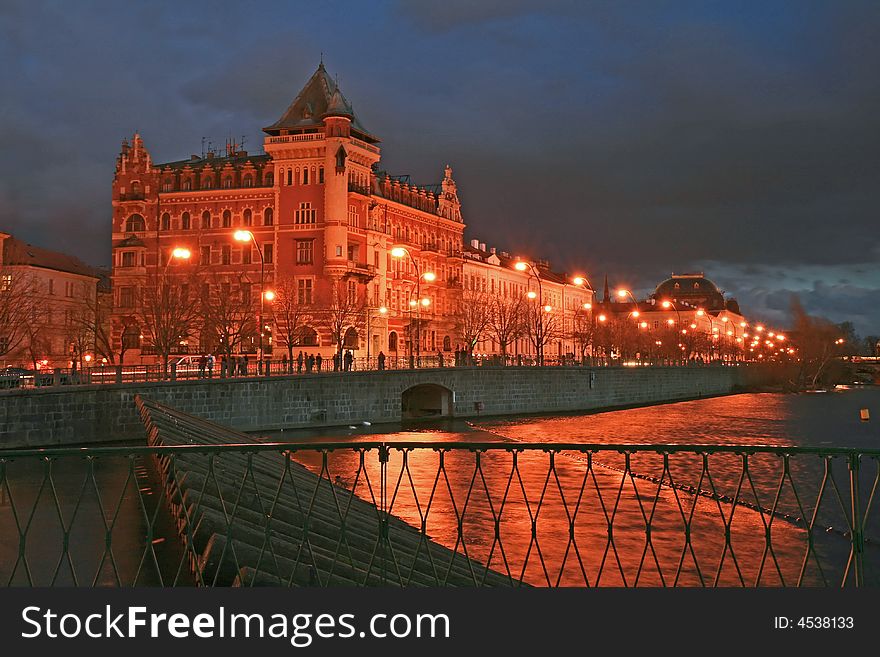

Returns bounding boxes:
[0,442,877,586]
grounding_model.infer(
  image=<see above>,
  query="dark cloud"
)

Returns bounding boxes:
[1,0,878,333]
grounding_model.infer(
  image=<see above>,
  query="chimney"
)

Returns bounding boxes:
[490,247,497,254]
[470,239,480,249]
[480,242,486,252]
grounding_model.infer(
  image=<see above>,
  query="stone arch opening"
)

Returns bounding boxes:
[401,384,453,420]
[343,327,359,349]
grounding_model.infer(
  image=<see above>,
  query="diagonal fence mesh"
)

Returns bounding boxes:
[1,442,876,587]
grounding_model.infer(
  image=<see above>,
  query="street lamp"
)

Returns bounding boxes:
[515,260,547,365]
[391,246,434,367]
[233,230,272,369]
[164,246,191,272]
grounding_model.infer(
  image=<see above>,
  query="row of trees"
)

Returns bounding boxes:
[452,290,746,363]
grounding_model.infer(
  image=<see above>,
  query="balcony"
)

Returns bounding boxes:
[118,192,145,201]
[346,261,377,280]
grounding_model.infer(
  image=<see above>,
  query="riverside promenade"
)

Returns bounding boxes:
[0,365,768,448]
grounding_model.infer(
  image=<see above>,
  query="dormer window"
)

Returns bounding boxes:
[674,283,680,289]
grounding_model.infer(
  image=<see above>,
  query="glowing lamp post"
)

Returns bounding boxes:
[515,260,548,365]
[391,246,434,367]
[233,230,272,369]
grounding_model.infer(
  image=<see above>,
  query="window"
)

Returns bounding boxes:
[243,209,252,226]
[182,179,192,191]
[182,212,191,230]
[318,166,324,184]
[388,331,398,351]
[296,239,314,264]
[161,213,170,230]
[1,274,12,291]
[243,174,253,188]
[119,286,134,308]
[121,251,136,267]
[121,326,140,350]
[47,279,54,295]
[221,245,231,265]
[162,178,174,192]
[222,176,233,189]
[200,245,211,265]
[222,210,231,228]
[348,204,359,227]
[201,211,211,229]
[295,202,316,224]
[302,168,309,185]
[241,282,252,303]
[124,214,145,232]
[202,177,213,189]
[300,327,318,346]
[265,172,274,186]
[242,246,252,265]
[297,279,313,304]
[286,169,292,186]
[347,280,357,304]
[335,245,343,257]
[263,243,273,264]
[264,207,274,226]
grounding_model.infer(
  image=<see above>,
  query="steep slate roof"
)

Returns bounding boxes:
[263,63,377,142]
[1,234,99,279]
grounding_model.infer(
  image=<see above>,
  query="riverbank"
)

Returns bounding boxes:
[0,364,774,449]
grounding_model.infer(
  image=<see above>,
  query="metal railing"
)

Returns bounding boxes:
[0,442,876,586]
[1,357,748,389]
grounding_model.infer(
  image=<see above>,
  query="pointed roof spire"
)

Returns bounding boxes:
[603,274,610,303]
[263,62,378,142]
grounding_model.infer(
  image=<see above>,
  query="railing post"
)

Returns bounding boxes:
[378,443,390,584]
[849,452,864,587]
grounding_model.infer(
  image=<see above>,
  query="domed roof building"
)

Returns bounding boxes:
[651,272,739,313]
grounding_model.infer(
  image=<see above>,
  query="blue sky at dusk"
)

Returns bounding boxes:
[1,0,878,333]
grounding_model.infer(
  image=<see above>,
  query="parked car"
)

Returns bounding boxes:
[0,367,31,389]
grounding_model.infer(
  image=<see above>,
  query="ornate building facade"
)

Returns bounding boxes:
[110,64,592,363]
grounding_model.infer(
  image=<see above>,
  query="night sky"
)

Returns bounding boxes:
[2,0,878,334]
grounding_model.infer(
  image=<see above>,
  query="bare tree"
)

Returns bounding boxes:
[570,306,595,362]
[271,275,312,368]
[200,273,257,361]
[136,271,202,375]
[0,268,39,365]
[790,296,846,388]
[454,289,492,355]
[315,279,365,362]
[486,293,524,360]
[522,299,560,365]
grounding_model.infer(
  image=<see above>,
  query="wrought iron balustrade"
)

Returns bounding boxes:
[0,442,877,587]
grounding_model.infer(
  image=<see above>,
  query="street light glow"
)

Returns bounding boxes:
[573,276,586,286]
[696,309,705,317]
[421,297,431,307]
[598,314,607,322]
[661,300,671,308]
[526,290,537,299]
[514,261,528,272]
[617,289,628,298]
[631,310,640,317]
[171,247,191,260]
[543,304,552,313]
[390,247,407,258]
[379,306,388,314]
[233,230,253,242]
[583,302,592,310]
[262,290,275,301]
[422,271,437,282]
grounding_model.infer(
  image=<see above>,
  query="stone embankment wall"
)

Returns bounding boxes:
[0,365,766,448]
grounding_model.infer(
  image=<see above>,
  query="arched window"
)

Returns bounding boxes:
[124,214,145,232]
[222,210,231,228]
[181,212,191,230]
[300,327,319,347]
[287,169,292,186]
[443,335,451,351]
[130,181,141,195]
[162,178,173,192]
[242,174,253,188]
[302,167,309,185]
[318,166,324,184]
[388,331,398,352]
[202,177,213,189]
[222,176,233,189]
[182,179,192,191]
[122,325,141,350]
[343,327,359,349]
[160,213,170,231]
[201,211,211,229]
[265,172,274,186]
[243,209,252,226]
[264,207,274,226]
